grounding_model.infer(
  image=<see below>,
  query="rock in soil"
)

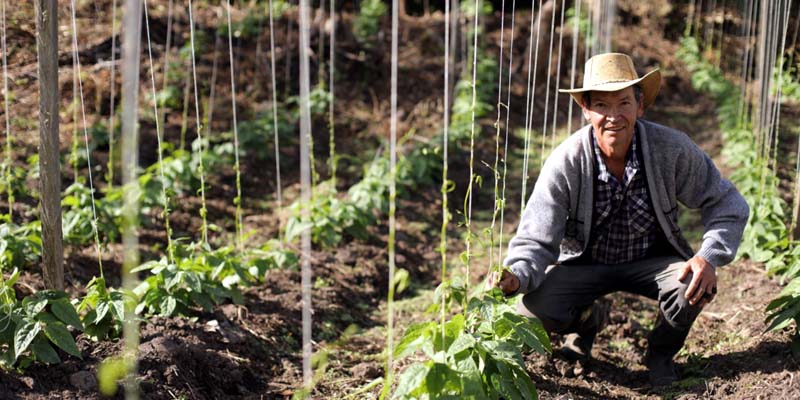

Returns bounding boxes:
[69,371,97,392]
[351,363,382,379]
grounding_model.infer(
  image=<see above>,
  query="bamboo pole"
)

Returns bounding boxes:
[35,0,63,291]
[120,0,142,397]
[298,0,313,388]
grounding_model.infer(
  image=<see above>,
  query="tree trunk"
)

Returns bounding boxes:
[35,0,63,291]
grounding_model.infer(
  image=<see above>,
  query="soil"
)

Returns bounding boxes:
[0,0,798,399]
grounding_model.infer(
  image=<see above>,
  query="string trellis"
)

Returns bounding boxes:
[268,0,284,244]
[69,0,105,274]
[1,0,10,218]
[142,0,175,264]
[226,0,245,251]
[188,0,210,244]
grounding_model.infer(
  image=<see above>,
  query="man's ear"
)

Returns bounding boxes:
[636,99,645,118]
[581,101,591,121]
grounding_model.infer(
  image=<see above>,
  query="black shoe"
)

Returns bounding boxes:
[556,301,610,361]
[644,351,679,387]
[557,333,593,361]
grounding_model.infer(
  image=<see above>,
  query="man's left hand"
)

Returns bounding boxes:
[678,256,717,307]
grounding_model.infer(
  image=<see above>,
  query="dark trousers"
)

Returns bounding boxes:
[516,255,703,359]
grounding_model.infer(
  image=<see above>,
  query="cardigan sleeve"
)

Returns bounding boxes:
[503,153,571,295]
[674,137,750,267]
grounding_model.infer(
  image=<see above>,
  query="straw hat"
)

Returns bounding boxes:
[560,53,661,109]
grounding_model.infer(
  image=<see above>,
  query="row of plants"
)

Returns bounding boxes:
[0,79,313,371]
[0,237,296,368]
[677,36,800,356]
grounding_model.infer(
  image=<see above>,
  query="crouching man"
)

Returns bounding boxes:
[494,53,749,386]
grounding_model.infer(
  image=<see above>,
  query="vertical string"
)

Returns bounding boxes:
[143,0,175,264]
[385,0,399,390]
[179,51,192,151]
[567,0,582,135]
[490,0,509,273]
[329,0,337,189]
[188,0,209,244]
[1,0,11,218]
[769,0,794,174]
[550,0,566,151]
[540,0,557,162]
[268,0,284,245]
[738,0,755,128]
[70,0,105,275]
[786,2,800,71]
[498,0,517,263]
[521,0,544,211]
[107,0,118,188]
[464,0,482,314]
[226,0,244,251]
[71,39,80,182]
[298,0,314,387]
[585,0,593,58]
[440,0,451,348]
[157,0,174,138]
[205,31,222,139]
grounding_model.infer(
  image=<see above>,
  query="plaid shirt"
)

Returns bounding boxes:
[589,131,658,264]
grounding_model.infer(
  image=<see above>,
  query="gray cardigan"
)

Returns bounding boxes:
[504,119,750,295]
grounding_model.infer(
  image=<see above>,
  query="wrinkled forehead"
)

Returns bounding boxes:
[588,87,637,102]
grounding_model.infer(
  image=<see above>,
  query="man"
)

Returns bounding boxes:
[494,53,749,386]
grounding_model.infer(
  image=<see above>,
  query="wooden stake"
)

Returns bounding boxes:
[35,0,63,291]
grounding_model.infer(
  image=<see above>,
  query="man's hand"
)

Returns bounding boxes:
[489,269,520,296]
[677,256,717,307]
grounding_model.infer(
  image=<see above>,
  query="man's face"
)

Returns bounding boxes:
[581,87,644,160]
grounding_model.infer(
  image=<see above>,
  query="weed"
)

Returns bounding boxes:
[0,216,41,271]
[353,0,386,48]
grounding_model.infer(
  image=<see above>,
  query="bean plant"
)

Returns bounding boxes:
[0,270,83,367]
[393,284,549,399]
[0,216,41,271]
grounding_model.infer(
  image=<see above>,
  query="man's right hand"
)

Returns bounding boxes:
[490,269,520,296]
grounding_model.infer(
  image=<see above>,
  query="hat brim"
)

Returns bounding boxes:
[559,68,661,109]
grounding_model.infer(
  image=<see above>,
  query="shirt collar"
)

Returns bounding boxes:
[592,127,640,185]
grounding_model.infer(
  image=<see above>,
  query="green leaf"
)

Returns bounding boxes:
[184,272,203,292]
[393,362,429,399]
[455,356,485,397]
[44,322,82,358]
[189,292,214,312]
[512,366,539,400]
[447,332,476,356]
[95,301,110,324]
[393,268,410,294]
[425,363,453,394]
[31,335,60,364]
[482,340,526,370]
[494,361,525,400]
[394,321,434,359]
[51,298,84,330]
[766,300,800,332]
[84,318,113,341]
[112,297,126,321]
[14,320,41,359]
[23,297,48,316]
[160,296,177,316]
